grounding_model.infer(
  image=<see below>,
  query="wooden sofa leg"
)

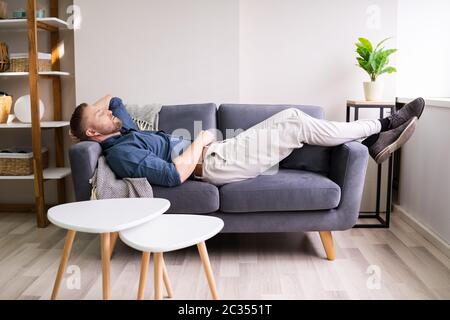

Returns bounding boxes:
[319,231,336,261]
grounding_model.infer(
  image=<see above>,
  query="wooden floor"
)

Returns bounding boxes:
[0,212,448,300]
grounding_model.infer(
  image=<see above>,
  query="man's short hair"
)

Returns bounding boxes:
[70,103,89,142]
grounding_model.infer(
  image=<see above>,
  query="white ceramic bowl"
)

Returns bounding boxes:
[14,95,45,123]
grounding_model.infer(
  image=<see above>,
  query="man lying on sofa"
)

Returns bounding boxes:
[69,95,424,187]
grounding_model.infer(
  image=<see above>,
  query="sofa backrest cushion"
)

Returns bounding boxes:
[218,104,324,136]
[159,103,217,140]
[217,104,331,174]
[279,145,331,174]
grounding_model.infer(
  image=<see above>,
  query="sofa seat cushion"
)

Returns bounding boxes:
[153,180,219,214]
[219,169,341,213]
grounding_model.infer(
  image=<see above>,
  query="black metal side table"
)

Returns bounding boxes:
[346,100,396,228]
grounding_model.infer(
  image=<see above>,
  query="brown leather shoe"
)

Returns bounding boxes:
[369,117,418,164]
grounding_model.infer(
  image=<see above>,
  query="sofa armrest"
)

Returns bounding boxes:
[328,141,369,220]
[69,141,102,201]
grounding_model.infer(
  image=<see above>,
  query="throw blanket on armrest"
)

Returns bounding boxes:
[125,103,163,131]
[90,156,153,200]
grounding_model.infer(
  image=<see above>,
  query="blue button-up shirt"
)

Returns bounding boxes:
[101,97,192,187]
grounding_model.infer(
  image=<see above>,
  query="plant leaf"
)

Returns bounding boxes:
[382,49,398,57]
[355,37,397,80]
[356,58,373,78]
[377,56,388,74]
[369,50,378,72]
[356,47,370,60]
[358,38,373,51]
[375,37,392,50]
[357,57,369,70]
[373,50,387,73]
[380,66,397,75]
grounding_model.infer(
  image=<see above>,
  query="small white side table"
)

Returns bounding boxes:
[119,214,224,300]
[48,198,170,300]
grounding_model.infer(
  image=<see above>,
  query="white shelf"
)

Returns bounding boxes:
[0,18,69,31]
[0,71,70,77]
[0,167,71,180]
[0,121,70,129]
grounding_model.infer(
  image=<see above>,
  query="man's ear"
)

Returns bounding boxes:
[85,128,99,138]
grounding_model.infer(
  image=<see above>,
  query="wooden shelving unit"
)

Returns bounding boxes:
[0,0,71,227]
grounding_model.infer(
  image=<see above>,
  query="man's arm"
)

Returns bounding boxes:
[106,147,182,187]
[93,95,112,110]
[173,130,216,183]
[95,95,139,131]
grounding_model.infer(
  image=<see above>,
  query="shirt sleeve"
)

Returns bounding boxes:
[106,147,182,187]
[109,97,139,132]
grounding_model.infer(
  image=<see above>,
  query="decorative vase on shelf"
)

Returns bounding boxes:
[36,8,46,18]
[13,95,45,123]
[363,81,383,101]
[12,9,27,19]
[0,91,12,124]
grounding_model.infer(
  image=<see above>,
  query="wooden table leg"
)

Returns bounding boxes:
[100,233,111,300]
[161,253,173,298]
[154,252,163,300]
[51,230,76,300]
[138,252,151,300]
[110,232,119,259]
[197,241,219,300]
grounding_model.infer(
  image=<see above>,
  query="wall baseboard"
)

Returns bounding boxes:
[393,204,450,258]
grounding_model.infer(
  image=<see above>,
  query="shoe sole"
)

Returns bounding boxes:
[416,97,425,119]
[374,117,418,164]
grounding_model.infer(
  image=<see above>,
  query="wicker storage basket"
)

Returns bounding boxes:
[0,42,9,72]
[8,53,52,72]
[0,147,49,176]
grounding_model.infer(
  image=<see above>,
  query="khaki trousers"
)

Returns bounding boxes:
[202,108,381,186]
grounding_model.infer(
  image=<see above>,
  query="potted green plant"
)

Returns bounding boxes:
[356,37,397,101]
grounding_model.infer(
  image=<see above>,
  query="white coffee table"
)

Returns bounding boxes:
[48,198,170,300]
[120,214,224,300]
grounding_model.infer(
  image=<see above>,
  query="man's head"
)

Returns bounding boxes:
[70,103,123,142]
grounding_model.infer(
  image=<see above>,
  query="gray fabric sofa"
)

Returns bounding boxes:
[69,103,369,260]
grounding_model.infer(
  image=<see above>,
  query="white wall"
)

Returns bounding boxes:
[396,0,450,245]
[73,0,240,106]
[398,102,450,244]
[397,0,450,98]
[239,0,398,121]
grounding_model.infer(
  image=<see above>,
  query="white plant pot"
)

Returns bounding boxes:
[363,81,383,101]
